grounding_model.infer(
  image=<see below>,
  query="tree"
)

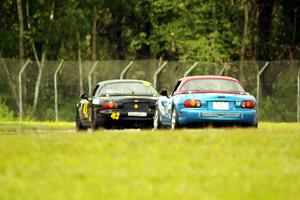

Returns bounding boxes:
[2,0,300,62]
[239,0,251,82]
[256,0,275,60]
[16,0,24,61]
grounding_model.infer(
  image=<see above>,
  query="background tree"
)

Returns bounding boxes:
[16,0,25,61]
[0,0,300,62]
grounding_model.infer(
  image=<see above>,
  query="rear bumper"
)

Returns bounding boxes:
[96,109,154,125]
[177,108,257,126]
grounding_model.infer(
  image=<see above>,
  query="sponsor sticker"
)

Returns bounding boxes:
[93,99,100,105]
[82,103,88,118]
[213,102,229,110]
[128,112,147,117]
[143,81,151,86]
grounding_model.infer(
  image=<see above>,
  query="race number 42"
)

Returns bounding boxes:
[111,112,120,120]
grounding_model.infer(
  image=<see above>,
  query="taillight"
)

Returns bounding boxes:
[184,99,201,108]
[241,100,255,109]
[101,101,118,109]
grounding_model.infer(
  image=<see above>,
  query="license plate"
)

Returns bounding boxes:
[213,102,229,110]
[128,112,147,117]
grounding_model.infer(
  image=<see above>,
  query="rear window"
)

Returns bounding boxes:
[180,79,244,92]
[97,82,158,96]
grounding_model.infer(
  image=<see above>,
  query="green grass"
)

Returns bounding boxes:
[0,121,74,132]
[0,122,300,200]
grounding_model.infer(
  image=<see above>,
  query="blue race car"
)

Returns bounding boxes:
[153,75,258,129]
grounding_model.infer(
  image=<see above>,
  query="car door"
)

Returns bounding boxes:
[80,99,90,123]
[162,97,173,123]
[88,85,102,122]
[80,85,100,124]
[157,95,170,122]
[162,80,182,124]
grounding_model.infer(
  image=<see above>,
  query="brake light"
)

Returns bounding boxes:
[241,100,255,109]
[101,101,118,109]
[184,100,201,108]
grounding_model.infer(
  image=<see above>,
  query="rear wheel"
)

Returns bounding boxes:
[253,121,258,128]
[91,110,100,130]
[246,117,258,128]
[76,112,87,131]
[254,117,258,128]
[171,108,180,130]
[242,121,258,128]
[153,110,162,130]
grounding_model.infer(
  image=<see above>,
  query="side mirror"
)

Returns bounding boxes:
[80,93,89,100]
[159,90,168,97]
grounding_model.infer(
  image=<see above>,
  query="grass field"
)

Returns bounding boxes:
[0,121,300,200]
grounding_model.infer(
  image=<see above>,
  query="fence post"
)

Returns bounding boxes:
[153,61,168,89]
[184,62,198,77]
[120,61,133,80]
[256,61,270,114]
[297,68,300,122]
[18,59,31,121]
[88,61,98,94]
[54,60,64,122]
[219,63,228,76]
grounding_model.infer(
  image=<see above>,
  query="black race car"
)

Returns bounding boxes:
[76,79,158,130]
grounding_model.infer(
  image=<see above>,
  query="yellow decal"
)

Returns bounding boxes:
[134,104,139,109]
[82,103,88,118]
[111,112,120,120]
[143,81,151,86]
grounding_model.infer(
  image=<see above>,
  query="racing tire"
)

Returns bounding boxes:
[253,117,258,128]
[153,109,162,130]
[245,117,258,128]
[253,122,258,128]
[250,122,258,128]
[91,110,100,130]
[76,112,87,131]
[242,122,258,128]
[171,107,180,130]
[253,116,258,128]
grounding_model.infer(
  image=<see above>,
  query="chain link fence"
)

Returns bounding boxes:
[0,58,299,122]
